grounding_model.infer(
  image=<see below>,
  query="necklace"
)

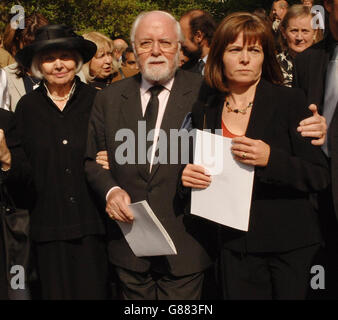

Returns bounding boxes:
[44,81,76,102]
[225,100,253,115]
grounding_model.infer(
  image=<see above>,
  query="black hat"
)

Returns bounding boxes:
[15,24,97,68]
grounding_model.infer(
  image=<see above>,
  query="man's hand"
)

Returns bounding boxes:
[0,129,11,171]
[106,188,134,223]
[297,104,327,146]
[96,150,109,170]
[232,136,270,167]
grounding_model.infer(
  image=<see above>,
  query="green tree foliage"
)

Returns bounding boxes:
[0,0,325,40]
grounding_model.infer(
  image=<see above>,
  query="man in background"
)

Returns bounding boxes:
[179,9,216,75]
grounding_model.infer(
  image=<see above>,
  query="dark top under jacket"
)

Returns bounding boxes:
[192,78,330,253]
[14,77,105,242]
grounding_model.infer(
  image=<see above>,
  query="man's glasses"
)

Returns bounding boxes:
[134,39,179,53]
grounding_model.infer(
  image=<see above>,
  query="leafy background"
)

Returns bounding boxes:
[0,0,324,40]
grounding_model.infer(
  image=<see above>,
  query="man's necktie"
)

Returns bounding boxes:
[322,45,338,156]
[197,59,205,75]
[143,85,164,173]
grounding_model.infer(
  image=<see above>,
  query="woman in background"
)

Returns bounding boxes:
[3,13,49,111]
[277,4,323,86]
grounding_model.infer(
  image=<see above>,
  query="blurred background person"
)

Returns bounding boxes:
[14,24,108,299]
[179,49,190,67]
[278,5,323,86]
[122,46,138,70]
[0,47,14,69]
[112,38,128,66]
[82,31,115,89]
[3,13,48,112]
[182,12,329,300]
[271,0,290,52]
[0,68,32,300]
[301,0,314,8]
[179,9,216,75]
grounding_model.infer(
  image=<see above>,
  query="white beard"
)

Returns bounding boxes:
[140,51,179,84]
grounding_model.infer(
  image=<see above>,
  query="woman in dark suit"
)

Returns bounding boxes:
[182,12,330,299]
[14,25,108,299]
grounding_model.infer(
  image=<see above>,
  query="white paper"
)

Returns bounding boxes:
[191,129,254,231]
[116,200,177,257]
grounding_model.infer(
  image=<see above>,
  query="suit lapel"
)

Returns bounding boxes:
[118,74,150,181]
[245,79,276,139]
[204,93,224,132]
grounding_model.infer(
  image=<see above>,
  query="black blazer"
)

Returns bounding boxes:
[192,79,330,252]
[85,70,212,276]
[293,36,338,220]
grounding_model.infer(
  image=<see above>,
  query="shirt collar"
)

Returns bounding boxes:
[201,55,208,64]
[140,75,175,96]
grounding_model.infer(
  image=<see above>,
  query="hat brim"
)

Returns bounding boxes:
[15,37,97,68]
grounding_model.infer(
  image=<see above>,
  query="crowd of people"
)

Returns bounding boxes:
[0,0,337,300]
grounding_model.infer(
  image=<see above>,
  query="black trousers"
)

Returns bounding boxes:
[219,244,320,300]
[308,187,338,299]
[35,235,108,300]
[114,265,205,300]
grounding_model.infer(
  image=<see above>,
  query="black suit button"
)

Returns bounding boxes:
[65,168,71,174]
[69,196,76,203]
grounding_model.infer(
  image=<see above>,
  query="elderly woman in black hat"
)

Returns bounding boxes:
[14,25,108,299]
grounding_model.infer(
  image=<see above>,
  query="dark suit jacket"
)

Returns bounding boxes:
[181,58,202,75]
[192,79,330,253]
[85,70,212,276]
[293,35,338,220]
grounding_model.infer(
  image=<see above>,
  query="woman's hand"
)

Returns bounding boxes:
[96,150,109,170]
[181,164,212,189]
[232,136,270,167]
[0,129,11,171]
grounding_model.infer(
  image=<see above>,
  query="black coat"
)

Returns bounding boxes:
[293,35,338,220]
[192,78,330,252]
[14,77,105,242]
[85,70,213,276]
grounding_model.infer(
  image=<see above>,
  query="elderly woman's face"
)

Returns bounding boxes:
[222,32,264,88]
[89,43,113,79]
[40,49,77,86]
[282,15,315,55]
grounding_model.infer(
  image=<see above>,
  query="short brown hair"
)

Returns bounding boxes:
[205,12,283,92]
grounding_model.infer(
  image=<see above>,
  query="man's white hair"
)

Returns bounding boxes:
[130,10,184,47]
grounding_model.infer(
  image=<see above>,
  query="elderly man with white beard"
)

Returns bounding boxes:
[85,10,213,300]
